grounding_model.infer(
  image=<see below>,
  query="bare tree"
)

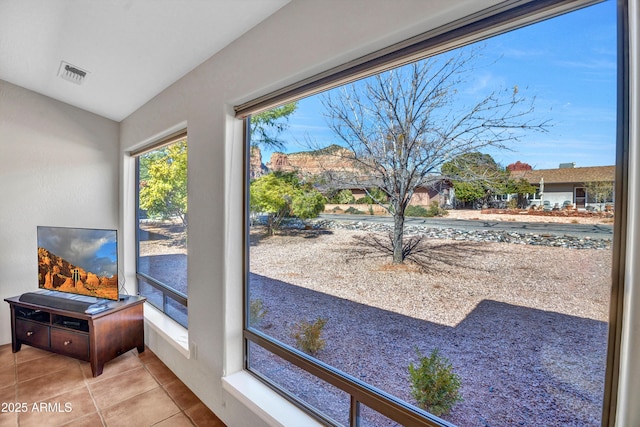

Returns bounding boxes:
[321,48,547,264]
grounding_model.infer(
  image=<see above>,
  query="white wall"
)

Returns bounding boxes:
[0,80,120,344]
[542,184,574,207]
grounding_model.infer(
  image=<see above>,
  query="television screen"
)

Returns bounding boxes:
[37,226,119,301]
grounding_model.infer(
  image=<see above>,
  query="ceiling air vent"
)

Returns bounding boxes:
[58,61,88,85]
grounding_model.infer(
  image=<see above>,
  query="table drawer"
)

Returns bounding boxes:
[51,328,89,360]
[15,319,49,348]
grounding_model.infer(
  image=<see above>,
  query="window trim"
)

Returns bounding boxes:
[603,0,630,424]
[242,1,626,425]
[130,129,188,157]
[235,0,601,118]
[245,328,450,426]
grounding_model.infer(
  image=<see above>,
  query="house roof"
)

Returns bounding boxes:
[510,165,615,185]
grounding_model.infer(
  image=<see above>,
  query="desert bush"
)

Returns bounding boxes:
[249,299,267,326]
[344,206,365,215]
[405,202,448,218]
[290,318,327,356]
[327,189,356,204]
[291,189,326,220]
[408,348,463,417]
[427,201,448,217]
[405,205,430,217]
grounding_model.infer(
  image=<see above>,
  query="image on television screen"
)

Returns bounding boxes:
[37,226,119,301]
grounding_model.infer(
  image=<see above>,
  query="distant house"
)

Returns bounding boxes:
[510,164,615,210]
[349,180,452,207]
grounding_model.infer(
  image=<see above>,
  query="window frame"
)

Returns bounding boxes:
[241,1,627,425]
[133,130,189,328]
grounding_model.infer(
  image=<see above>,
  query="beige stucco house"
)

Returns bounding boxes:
[511,165,615,210]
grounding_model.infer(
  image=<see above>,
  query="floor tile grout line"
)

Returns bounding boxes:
[83,365,108,427]
[17,384,95,425]
[15,357,82,386]
[14,354,94,426]
[141,362,198,426]
[91,356,175,424]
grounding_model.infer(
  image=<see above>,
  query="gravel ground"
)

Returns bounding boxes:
[435,209,613,224]
[138,212,613,426]
[249,224,611,427]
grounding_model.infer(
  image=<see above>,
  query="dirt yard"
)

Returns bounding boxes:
[445,208,614,224]
[138,213,613,426]
[249,224,611,427]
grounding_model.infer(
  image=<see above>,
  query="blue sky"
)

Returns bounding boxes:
[262,0,617,171]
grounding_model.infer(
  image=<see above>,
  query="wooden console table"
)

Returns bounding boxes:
[5,294,145,377]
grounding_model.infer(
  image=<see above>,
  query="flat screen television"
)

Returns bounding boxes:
[37,226,119,301]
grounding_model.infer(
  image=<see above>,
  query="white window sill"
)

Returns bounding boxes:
[143,302,190,358]
[222,371,324,427]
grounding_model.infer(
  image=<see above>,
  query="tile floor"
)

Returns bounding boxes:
[0,343,226,426]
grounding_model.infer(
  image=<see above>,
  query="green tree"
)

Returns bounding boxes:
[584,180,614,211]
[326,189,355,204]
[250,173,325,234]
[250,102,298,149]
[291,190,326,220]
[139,140,188,225]
[442,152,509,208]
[449,181,486,206]
[250,174,294,234]
[506,177,537,208]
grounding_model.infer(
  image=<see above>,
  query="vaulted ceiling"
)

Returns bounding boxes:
[0,0,289,121]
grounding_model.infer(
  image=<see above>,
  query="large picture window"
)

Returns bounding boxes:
[243,1,621,426]
[134,132,188,328]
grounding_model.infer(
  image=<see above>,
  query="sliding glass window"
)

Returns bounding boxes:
[134,132,188,328]
[243,1,622,426]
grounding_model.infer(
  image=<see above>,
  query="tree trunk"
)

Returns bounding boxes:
[392,211,405,264]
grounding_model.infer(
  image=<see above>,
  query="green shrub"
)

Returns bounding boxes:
[427,201,448,217]
[405,205,430,217]
[344,206,365,214]
[406,202,448,217]
[249,299,267,326]
[291,190,326,220]
[328,189,355,204]
[290,318,327,356]
[408,348,463,417]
